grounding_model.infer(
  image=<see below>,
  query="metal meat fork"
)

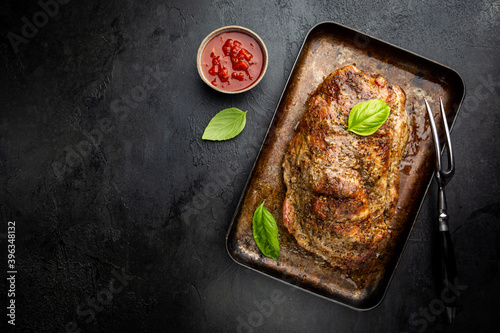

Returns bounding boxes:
[424,97,457,324]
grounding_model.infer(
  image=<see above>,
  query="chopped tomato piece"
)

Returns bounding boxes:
[218,67,229,82]
[231,72,245,81]
[208,65,219,76]
[237,49,253,61]
[222,39,234,56]
[231,45,241,58]
[232,61,249,71]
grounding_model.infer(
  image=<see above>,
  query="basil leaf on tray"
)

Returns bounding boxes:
[202,107,247,141]
[252,201,280,261]
[347,99,390,136]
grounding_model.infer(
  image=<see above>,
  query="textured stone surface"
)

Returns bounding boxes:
[0,0,499,332]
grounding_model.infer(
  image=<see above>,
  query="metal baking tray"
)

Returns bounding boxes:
[226,21,465,310]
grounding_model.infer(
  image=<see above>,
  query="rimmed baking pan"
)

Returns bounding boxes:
[226,21,465,310]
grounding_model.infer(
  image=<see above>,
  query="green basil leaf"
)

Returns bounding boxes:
[252,200,280,261]
[347,99,390,136]
[202,107,247,141]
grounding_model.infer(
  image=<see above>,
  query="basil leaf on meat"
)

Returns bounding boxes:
[202,107,247,141]
[252,201,280,261]
[347,99,390,136]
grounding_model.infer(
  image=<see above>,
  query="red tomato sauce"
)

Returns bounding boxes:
[201,31,264,92]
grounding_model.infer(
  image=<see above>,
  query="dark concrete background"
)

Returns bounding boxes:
[1,0,499,332]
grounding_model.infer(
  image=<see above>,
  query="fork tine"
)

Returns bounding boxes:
[424,97,442,173]
[439,98,455,179]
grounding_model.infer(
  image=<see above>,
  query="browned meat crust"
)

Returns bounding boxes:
[282,65,410,270]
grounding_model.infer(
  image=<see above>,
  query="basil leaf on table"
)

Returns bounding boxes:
[252,201,280,261]
[202,107,247,141]
[347,99,390,136]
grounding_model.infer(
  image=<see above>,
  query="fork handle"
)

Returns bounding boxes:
[439,228,458,321]
[439,228,457,297]
[438,187,458,322]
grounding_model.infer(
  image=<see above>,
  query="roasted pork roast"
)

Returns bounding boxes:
[282,65,410,270]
